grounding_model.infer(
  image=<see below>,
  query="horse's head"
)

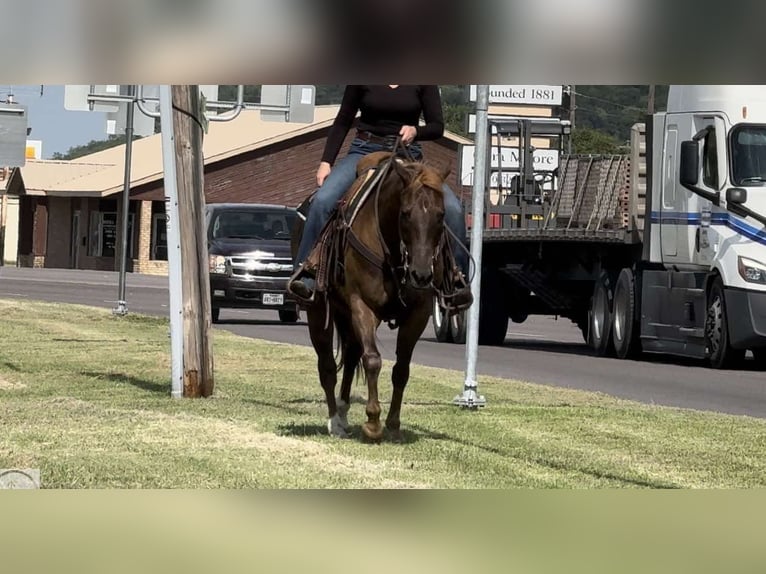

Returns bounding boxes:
[391,159,451,289]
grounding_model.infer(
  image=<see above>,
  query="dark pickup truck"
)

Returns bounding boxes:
[206,203,300,323]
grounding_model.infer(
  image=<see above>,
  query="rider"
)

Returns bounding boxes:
[289,85,472,307]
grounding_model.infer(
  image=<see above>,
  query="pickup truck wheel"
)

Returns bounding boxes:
[589,272,615,357]
[279,309,300,323]
[612,268,641,359]
[212,307,221,324]
[432,297,452,343]
[705,278,745,369]
[450,309,467,345]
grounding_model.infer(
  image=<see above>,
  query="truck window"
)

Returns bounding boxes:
[702,129,719,189]
[209,209,297,241]
[731,126,766,186]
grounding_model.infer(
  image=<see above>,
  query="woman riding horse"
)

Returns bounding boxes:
[288,84,472,308]
[296,145,461,441]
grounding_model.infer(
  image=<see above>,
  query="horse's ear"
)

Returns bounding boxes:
[391,158,412,183]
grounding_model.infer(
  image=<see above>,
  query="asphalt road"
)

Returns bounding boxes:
[1,266,764,418]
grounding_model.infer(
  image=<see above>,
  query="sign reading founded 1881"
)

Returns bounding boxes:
[469,85,563,107]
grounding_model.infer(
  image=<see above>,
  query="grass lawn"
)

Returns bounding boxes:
[1,297,765,488]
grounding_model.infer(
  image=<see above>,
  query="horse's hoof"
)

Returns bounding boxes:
[386,428,404,444]
[336,399,350,431]
[362,422,384,442]
[327,416,350,439]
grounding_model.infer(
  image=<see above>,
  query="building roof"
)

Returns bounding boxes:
[18,104,473,197]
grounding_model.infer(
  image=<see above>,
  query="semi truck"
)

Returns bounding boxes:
[434,85,766,369]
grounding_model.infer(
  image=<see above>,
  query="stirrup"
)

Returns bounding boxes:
[287,266,317,305]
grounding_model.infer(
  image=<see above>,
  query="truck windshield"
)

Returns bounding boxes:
[210,210,297,240]
[731,126,766,186]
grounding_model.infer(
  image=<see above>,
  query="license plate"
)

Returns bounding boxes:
[262,293,284,306]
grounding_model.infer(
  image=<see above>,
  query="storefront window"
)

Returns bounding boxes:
[88,212,134,258]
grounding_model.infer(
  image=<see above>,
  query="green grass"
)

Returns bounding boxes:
[1,298,765,488]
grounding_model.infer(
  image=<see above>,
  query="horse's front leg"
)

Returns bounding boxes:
[349,294,383,441]
[387,299,432,442]
[307,302,345,438]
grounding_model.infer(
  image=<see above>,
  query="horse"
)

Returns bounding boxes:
[290,148,456,442]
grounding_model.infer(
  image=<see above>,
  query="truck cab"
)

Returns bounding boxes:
[644,86,766,367]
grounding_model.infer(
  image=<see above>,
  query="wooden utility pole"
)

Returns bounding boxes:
[648,84,656,115]
[170,85,214,397]
[568,85,576,154]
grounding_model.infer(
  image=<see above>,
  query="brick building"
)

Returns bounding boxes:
[10,105,471,275]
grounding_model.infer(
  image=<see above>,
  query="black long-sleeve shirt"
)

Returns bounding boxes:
[320,85,445,165]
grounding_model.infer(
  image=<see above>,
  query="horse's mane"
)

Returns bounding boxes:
[409,163,446,195]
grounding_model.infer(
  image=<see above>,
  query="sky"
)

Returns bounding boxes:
[1,85,109,159]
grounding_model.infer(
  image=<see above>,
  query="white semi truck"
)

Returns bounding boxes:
[435,85,766,369]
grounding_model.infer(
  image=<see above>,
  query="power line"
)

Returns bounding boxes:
[573,91,645,113]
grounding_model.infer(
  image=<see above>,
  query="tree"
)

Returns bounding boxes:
[571,128,628,155]
[51,135,136,160]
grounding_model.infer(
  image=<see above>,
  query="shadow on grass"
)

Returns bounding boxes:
[278,413,682,487]
[0,361,22,372]
[82,371,167,395]
[277,422,422,445]
[53,338,129,343]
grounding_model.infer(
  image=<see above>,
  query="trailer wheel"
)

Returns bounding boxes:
[612,268,641,359]
[705,277,745,369]
[450,309,467,345]
[478,270,509,346]
[432,297,452,343]
[589,272,615,357]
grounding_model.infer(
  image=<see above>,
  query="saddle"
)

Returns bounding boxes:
[300,152,394,292]
[294,152,468,312]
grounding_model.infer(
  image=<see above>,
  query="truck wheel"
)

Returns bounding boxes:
[752,349,766,370]
[279,308,300,323]
[589,272,615,357]
[432,297,452,343]
[478,270,509,346]
[705,277,745,369]
[212,307,221,324]
[612,268,641,359]
[450,309,467,345]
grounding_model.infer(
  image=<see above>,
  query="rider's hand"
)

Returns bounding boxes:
[316,162,332,187]
[400,125,417,145]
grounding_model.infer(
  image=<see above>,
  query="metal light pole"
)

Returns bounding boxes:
[113,85,135,316]
[454,85,489,409]
[159,86,185,398]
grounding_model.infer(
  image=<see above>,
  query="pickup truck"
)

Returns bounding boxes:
[206,203,300,323]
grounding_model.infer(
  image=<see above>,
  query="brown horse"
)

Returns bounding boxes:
[291,151,454,441]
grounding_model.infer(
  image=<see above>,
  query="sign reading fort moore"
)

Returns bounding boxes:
[460,145,559,176]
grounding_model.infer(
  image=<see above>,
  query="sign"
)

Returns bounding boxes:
[469,85,563,106]
[261,85,315,123]
[460,145,559,176]
[0,103,29,167]
[25,140,42,160]
[64,85,120,113]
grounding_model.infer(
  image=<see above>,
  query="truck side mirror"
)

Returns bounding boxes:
[679,140,699,187]
[726,187,747,205]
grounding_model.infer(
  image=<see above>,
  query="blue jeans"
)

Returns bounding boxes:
[295,138,469,277]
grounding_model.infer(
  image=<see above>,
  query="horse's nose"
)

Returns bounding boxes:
[410,269,433,288]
